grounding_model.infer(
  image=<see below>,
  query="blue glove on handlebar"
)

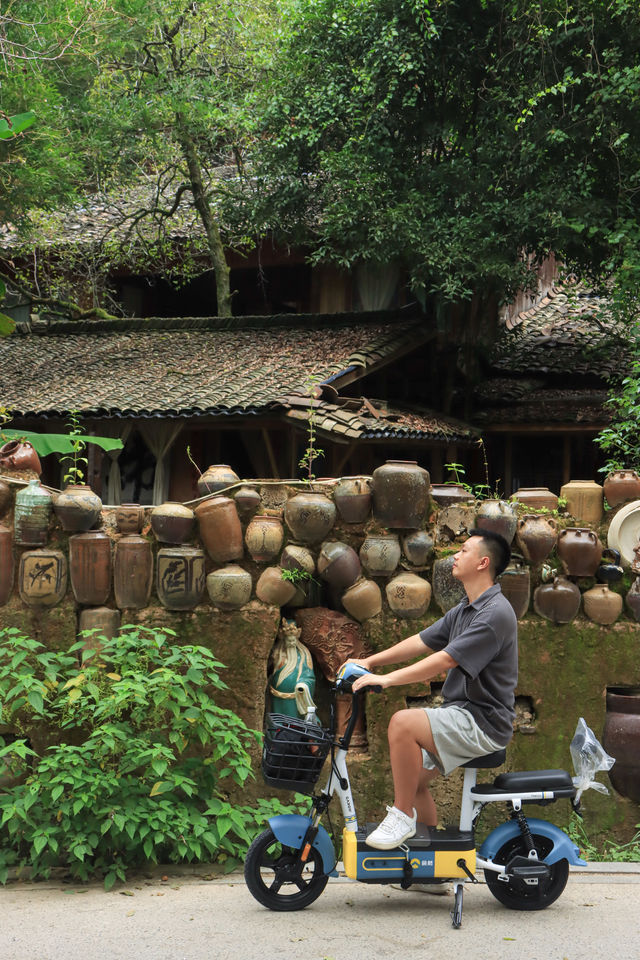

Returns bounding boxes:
[336,662,382,694]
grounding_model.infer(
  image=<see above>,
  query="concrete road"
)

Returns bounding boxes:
[0,865,638,960]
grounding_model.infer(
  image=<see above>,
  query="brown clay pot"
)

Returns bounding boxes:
[284,492,336,542]
[603,471,640,509]
[359,534,401,577]
[341,578,382,622]
[511,487,559,511]
[0,522,13,605]
[197,464,240,497]
[603,686,640,802]
[560,480,603,525]
[245,515,284,563]
[255,566,297,606]
[333,477,372,523]
[430,484,473,506]
[499,557,531,619]
[0,440,41,474]
[280,544,316,576]
[53,484,102,532]
[476,500,518,544]
[69,531,111,606]
[317,541,361,590]
[582,583,623,625]
[14,478,52,546]
[150,502,195,544]
[385,572,431,618]
[195,496,243,562]
[0,479,11,516]
[401,530,434,568]
[557,527,603,577]
[78,607,121,647]
[114,503,145,534]
[432,556,466,613]
[371,460,430,528]
[19,548,67,608]
[533,577,581,623]
[113,535,153,609]
[515,515,557,563]
[156,546,206,610]
[206,564,253,610]
[234,486,261,517]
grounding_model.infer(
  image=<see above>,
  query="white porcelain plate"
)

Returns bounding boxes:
[607,499,640,566]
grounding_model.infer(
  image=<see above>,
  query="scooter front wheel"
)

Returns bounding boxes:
[484,832,569,911]
[245,828,329,911]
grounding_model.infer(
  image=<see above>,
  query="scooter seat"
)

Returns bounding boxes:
[460,749,506,769]
[493,768,575,796]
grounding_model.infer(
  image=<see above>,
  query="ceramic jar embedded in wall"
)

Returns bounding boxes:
[603,686,640,802]
[342,578,382,622]
[476,500,517,544]
[557,527,602,577]
[333,477,371,523]
[156,546,206,610]
[69,531,111,606]
[234,486,261,517]
[114,535,152,609]
[603,471,640,509]
[255,566,297,606]
[511,487,559,511]
[150,502,195,544]
[19,548,67,608]
[499,557,530,619]
[0,480,11,516]
[245,515,284,563]
[197,464,240,498]
[559,480,603,525]
[582,584,623,625]
[0,440,41,474]
[515,515,557,564]
[430,484,472,506]
[401,530,434,569]
[14,478,52,546]
[195,496,243,562]
[371,460,430,529]
[317,541,361,591]
[281,544,315,577]
[284,492,336,543]
[53,484,102,532]
[206,564,253,610]
[359,534,401,577]
[0,523,13,605]
[432,555,466,613]
[533,577,581,623]
[78,607,121,646]
[385,572,431,618]
[115,503,145,534]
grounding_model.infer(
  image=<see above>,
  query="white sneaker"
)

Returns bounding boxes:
[366,805,417,850]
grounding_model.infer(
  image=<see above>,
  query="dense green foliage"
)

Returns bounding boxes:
[0,625,297,889]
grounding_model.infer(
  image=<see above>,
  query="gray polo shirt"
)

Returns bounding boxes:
[419,583,518,745]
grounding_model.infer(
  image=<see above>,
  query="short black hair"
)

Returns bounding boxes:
[469,527,511,579]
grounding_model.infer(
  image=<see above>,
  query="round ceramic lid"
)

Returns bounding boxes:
[607,499,640,566]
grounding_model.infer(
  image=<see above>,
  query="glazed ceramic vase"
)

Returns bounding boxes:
[333,477,372,523]
[255,566,297,606]
[559,480,603,525]
[0,479,11,516]
[515,515,557,563]
[115,503,145,534]
[245,515,284,563]
[582,583,622,625]
[371,460,430,528]
[156,546,206,610]
[206,564,252,610]
[359,534,401,577]
[401,530,434,568]
[280,544,316,576]
[53,484,102,532]
[499,557,530,619]
[603,471,640,509]
[533,577,581,623]
[430,484,472,506]
[69,531,111,606]
[19,548,67,608]
[476,500,517,544]
[14,478,52,546]
[0,440,41,474]
[557,527,602,577]
[385,572,431,618]
[284,492,336,542]
[195,496,244,562]
[197,464,240,497]
[432,556,466,613]
[341,578,382,622]
[317,541,361,590]
[150,502,195,544]
[511,487,559,511]
[603,686,640,802]
[78,607,121,642]
[234,486,261,517]
[114,535,153,609]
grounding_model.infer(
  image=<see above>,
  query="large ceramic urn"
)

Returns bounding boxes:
[432,555,466,613]
[533,577,581,624]
[385,572,431,618]
[255,566,297,606]
[245,515,284,563]
[284,491,336,543]
[150,502,195,544]
[341,578,382,622]
[515,515,557,564]
[69,531,111,606]
[511,487,558,511]
[557,527,602,577]
[0,523,13,605]
[333,477,372,523]
[195,496,243,562]
[0,480,11,517]
[359,534,401,577]
[114,535,153,609]
[197,464,240,498]
[582,583,623,625]
[0,440,41,474]
[114,503,145,535]
[401,529,434,569]
[53,484,102,532]
[78,607,121,643]
[559,480,604,525]
[206,564,252,610]
[156,546,206,610]
[14,478,52,546]
[499,557,530,619]
[476,500,517,544]
[371,460,430,529]
[603,686,640,802]
[317,541,361,591]
[603,471,640,509]
[19,548,67,608]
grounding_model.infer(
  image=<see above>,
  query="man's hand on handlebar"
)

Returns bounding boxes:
[352,671,389,693]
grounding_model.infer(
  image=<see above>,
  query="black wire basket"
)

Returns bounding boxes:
[262,713,333,793]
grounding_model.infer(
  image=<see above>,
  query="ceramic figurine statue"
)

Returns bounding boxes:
[268,618,317,719]
[632,541,640,577]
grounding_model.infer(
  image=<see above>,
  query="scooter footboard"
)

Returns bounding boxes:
[268,814,338,875]
[478,817,586,869]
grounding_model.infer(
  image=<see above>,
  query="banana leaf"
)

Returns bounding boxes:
[0,430,123,457]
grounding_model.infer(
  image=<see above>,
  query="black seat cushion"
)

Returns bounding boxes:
[460,748,506,769]
[494,769,574,793]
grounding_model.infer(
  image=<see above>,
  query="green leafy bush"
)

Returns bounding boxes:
[0,625,298,889]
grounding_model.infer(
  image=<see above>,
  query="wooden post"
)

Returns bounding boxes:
[261,428,280,479]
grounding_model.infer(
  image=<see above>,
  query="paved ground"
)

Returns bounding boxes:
[0,864,638,960]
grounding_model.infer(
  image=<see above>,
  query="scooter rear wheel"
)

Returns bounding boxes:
[484,832,569,911]
[245,828,329,911]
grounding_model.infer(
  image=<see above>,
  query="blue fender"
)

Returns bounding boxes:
[268,814,338,875]
[479,817,586,867]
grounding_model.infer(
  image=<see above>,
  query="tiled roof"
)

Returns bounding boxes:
[474,388,610,426]
[0,311,431,421]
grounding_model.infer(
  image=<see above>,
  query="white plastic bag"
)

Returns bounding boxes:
[570,717,615,803]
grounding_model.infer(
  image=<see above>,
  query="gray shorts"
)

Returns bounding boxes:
[421,705,503,776]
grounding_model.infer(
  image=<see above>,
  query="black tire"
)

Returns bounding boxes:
[244,828,329,911]
[484,831,569,911]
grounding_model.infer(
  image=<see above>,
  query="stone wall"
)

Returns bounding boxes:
[1,467,640,845]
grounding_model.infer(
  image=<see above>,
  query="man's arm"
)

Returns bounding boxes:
[343,633,432,674]
[352,648,457,691]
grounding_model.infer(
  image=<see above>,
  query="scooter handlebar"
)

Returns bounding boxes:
[335,662,382,694]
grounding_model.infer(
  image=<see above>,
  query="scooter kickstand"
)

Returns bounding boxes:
[451,882,464,929]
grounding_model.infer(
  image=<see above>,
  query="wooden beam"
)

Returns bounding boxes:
[261,428,280,479]
[484,424,605,434]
